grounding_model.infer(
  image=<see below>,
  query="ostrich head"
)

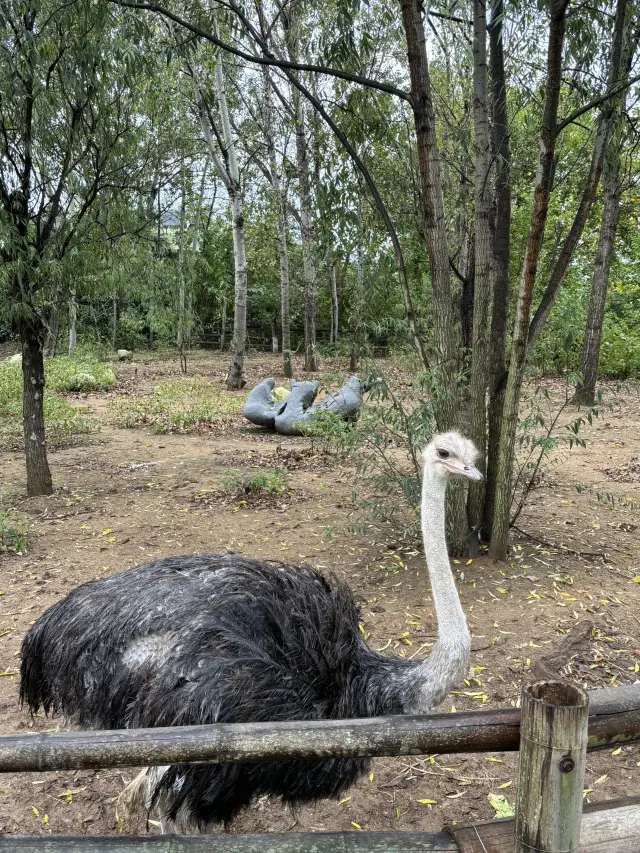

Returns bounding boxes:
[422,432,482,482]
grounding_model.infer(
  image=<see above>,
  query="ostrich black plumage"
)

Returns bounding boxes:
[20,432,481,831]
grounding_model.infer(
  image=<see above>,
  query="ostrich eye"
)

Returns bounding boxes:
[437,449,450,459]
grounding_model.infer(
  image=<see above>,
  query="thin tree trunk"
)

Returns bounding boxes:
[350,240,365,372]
[467,0,493,535]
[177,167,187,372]
[44,290,61,359]
[220,296,227,350]
[527,0,631,350]
[187,161,208,351]
[20,316,53,496]
[489,0,569,561]
[576,174,621,404]
[68,290,77,356]
[577,0,635,404]
[484,0,512,539]
[198,19,248,390]
[260,59,292,378]
[111,295,118,351]
[399,0,467,553]
[329,253,339,345]
[284,12,317,372]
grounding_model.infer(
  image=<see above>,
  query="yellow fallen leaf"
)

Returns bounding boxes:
[32,807,39,817]
[417,799,438,805]
[595,774,608,785]
[485,757,504,764]
[369,773,374,782]
[498,781,512,789]
[611,747,622,756]
[351,822,362,830]
[101,529,112,535]
[42,815,48,825]
[632,577,640,583]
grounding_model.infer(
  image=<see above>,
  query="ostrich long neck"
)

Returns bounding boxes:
[402,465,471,713]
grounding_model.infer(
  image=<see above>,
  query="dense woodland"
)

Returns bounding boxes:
[2,0,640,560]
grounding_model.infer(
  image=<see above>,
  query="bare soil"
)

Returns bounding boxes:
[0,352,638,839]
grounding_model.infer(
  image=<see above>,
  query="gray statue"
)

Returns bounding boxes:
[243,375,375,435]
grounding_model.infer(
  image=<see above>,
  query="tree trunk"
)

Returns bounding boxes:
[177,167,187,372]
[489,0,569,561]
[576,173,621,404]
[227,188,248,388]
[68,290,77,356]
[44,291,61,359]
[260,61,292,378]
[350,213,365,372]
[576,0,635,404]
[220,296,227,351]
[399,0,459,430]
[329,254,339,345]
[284,13,317,373]
[467,0,494,535]
[111,295,118,351]
[527,0,632,351]
[199,20,248,390]
[399,0,467,553]
[484,0,512,539]
[20,317,53,496]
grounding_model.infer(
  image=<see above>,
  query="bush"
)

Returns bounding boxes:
[46,357,117,392]
[0,505,28,553]
[110,377,243,433]
[220,468,288,497]
[0,361,101,449]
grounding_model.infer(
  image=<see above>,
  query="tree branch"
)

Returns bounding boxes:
[110,0,411,102]
[557,73,640,132]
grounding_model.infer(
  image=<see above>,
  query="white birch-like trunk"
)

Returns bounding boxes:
[198,15,247,389]
[68,289,77,356]
[177,167,187,370]
[261,62,292,377]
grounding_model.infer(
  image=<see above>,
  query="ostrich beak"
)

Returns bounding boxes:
[443,459,483,481]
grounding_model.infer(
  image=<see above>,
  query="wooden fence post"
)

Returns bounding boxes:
[515,680,589,853]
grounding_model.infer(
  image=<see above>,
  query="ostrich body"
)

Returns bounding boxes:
[20,432,481,830]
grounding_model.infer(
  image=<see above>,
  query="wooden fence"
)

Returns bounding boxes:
[1,681,639,853]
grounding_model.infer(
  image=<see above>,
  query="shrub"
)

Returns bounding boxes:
[110,377,243,433]
[220,468,288,497]
[46,357,117,392]
[0,362,100,449]
[0,505,28,553]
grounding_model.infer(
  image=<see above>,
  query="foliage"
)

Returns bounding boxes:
[0,362,100,449]
[109,377,243,433]
[510,375,602,526]
[0,505,28,554]
[220,468,288,497]
[45,358,117,393]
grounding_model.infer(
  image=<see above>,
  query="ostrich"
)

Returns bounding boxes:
[20,431,481,831]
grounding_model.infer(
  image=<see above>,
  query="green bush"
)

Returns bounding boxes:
[0,361,101,449]
[110,377,243,433]
[0,505,28,553]
[220,468,288,497]
[46,357,117,392]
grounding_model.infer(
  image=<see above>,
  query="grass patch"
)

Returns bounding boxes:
[110,377,243,433]
[220,468,289,497]
[46,357,117,392]
[0,361,101,449]
[0,505,28,553]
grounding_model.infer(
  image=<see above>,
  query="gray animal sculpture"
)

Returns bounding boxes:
[243,375,374,435]
[241,378,285,429]
[273,380,320,435]
[20,432,481,831]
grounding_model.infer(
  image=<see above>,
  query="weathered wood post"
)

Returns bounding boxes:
[515,680,589,853]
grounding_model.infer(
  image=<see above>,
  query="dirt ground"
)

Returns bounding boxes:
[0,351,638,839]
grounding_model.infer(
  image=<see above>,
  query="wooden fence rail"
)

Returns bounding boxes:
[1,685,638,774]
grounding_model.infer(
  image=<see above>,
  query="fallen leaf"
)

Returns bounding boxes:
[488,793,514,819]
